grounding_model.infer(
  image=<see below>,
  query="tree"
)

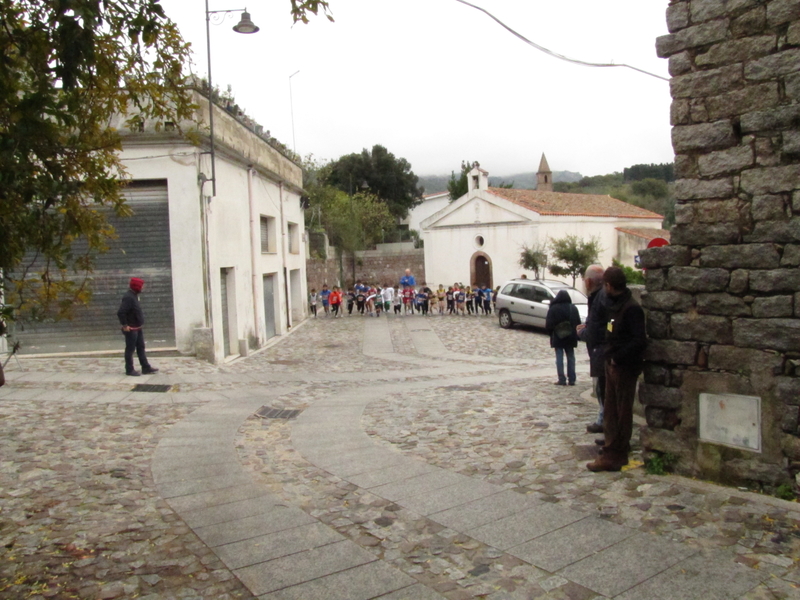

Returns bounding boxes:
[518,243,549,279]
[548,235,602,287]
[612,259,645,285]
[0,0,331,331]
[323,145,424,219]
[447,160,475,201]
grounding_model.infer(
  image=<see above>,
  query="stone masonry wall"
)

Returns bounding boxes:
[640,0,800,489]
[307,249,425,292]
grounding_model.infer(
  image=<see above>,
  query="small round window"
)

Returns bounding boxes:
[475,235,485,247]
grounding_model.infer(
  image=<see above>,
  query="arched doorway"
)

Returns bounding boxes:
[470,252,493,288]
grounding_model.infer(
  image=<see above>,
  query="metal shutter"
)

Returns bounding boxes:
[13,181,176,354]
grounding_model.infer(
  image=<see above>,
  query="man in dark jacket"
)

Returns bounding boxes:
[117,277,158,376]
[577,265,608,433]
[545,289,581,386]
[587,266,646,472]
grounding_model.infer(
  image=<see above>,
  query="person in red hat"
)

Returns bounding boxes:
[117,277,158,376]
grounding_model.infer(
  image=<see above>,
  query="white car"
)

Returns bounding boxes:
[496,279,588,330]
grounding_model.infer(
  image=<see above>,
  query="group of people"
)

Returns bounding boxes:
[543,265,647,473]
[308,270,498,318]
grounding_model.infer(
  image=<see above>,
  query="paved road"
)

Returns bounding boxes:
[1,312,798,599]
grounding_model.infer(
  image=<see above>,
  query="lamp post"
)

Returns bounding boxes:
[289,70,300,154]
[204,2,259,197]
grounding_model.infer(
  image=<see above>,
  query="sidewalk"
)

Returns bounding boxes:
[1,313,798,599]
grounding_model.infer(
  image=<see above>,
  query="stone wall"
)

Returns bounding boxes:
[640,0,800,489]
[307,248,425,291]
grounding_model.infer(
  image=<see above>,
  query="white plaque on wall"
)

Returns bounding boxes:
[699,393,761,452]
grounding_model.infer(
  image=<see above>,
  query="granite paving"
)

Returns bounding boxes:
[1,311,798,599]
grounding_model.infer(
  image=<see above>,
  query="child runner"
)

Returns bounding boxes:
[319,284,331,317]
[446,286,455,314]
[329,286,342,318]
[382,284,394,315]
[393,288,402,315]
[309,288,318,318]
[472,284,482,314]
[456,287,466,315]
[465,286,473,315]
[366,286,377,316]
[356,288,366,315]
[403,286,414,315]
[436,285,446,314]
[346,288,356,315]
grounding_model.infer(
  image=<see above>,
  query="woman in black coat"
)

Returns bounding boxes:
[545,289,581,385]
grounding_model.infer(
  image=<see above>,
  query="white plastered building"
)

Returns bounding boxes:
[419,160,665,291]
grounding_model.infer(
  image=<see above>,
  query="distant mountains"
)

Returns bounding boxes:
[418,170,583,195]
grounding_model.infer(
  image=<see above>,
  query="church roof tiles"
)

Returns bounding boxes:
[488,187,663,220]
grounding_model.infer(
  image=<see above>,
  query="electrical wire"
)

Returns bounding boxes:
[453,0,669,82]
[120,151,197,161]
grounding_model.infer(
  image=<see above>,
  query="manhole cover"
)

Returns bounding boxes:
[256,406,301,420]
[132,384,172,393]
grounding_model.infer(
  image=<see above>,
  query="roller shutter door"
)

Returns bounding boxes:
[14,181,176,354]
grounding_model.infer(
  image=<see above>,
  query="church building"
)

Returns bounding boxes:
[418,156,667,290]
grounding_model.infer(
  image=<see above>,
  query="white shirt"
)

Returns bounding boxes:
[382,287,395,303]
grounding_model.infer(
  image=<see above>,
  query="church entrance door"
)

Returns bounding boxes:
[472,253,492,288]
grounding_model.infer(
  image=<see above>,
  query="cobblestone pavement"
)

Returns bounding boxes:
[1,313,799,599]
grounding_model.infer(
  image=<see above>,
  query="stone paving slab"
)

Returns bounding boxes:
[181,495,280,529]
[507,515,637,572]
[368,469,469,501]
[468,504,589,552]
[426,489,539,531]
[345,460,439,489]
[558,531,697,597]
[194,505,316,547]
[234,539,378,596]
[398,478,502,517]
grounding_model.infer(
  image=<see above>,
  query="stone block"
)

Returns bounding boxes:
[740,164,800,194]
[673,202,693,225]
[671,313,734,344]
[707,344,784,372]
[745,48,800,81]
[775,376,800,405]
[670,368,685,388]
[784,131,800,156]
[787,72,800,101]
[640,427,688,455]
[667,2,690,32]
[732,5,767,37]
[734,318,800,351]
[646,310,670,339]
[743,218,800,243]
[795,191,800,212]
[642,291,694,312]
[669,52,693,77]
[673,178,735,201]
[752,295,794,317]
[707,83,781,122]
[781,433,800,459]
[645,406,682,430]
[645,340,698,365]
[640,384,683,409]
[796,292,800,316]
[672,121,737,153]
[695,36,776,68]
[782,405,799,434]
[781,244,800,266]
[674,155,698,179]
[741,105,800,135]
[639,246,692,269]
[698,145,754,177]
[766,0,800,27]
[671,65,743,99]
[699,243,780,269]
[749,269,800,292]
[752,194,787,221]
[643,363,669,385]
[729,269,749,293]
[696,293,751,316]
[671,99,692,125]
[690,0,729,22]
[681,199,741,222]
[671,222,741,245]
[644,268,666,291]
[755,135,782,166]
[726,458,789,485]
[789,21,800,44]
[668,267,730,293]
[657,21,730,58]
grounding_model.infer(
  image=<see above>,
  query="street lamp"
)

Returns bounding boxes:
[289,70,300,154]
[204,2,260,196]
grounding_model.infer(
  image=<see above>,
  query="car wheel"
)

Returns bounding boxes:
[498,309,513,329]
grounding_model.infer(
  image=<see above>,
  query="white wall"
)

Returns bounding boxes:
[406,193,450,233]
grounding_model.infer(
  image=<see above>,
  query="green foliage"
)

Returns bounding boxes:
[631,178,669,199]
[290,0,334,23]
[775,483,797,501]
[612,259,645,285]
[323,145,423,219]
[519,243,549,279]
[447,160,473,201]
[548,235,602,287]
[1,0,195,323]
[624,163,674,182]
[645,452,678,475]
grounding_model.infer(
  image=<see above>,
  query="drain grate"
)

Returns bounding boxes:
[132,384,172,393]
[256,406,301,420]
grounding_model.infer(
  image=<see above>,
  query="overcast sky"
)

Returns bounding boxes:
[160,0,672,178]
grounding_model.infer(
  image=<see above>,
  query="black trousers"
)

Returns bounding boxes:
[123,328,151,373]
[603,363,639,462]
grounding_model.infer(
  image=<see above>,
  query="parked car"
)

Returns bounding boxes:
[496,279,588,330]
